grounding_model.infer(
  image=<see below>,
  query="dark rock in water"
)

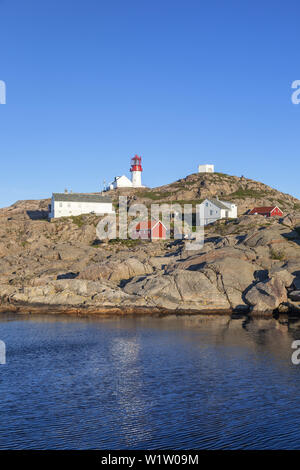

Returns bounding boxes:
[293,278,300,290]
[289,290,300,301]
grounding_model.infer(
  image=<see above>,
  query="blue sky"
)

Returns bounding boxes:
[0,0,299,208]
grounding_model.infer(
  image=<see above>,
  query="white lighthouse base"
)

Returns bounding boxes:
[132,171,143,188]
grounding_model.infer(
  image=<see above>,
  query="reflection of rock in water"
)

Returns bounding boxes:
[149,314,297,364]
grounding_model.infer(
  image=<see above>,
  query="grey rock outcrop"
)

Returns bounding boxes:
[245,276,288,314]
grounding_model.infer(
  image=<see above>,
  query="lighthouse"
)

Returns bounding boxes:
[130,155,143,187]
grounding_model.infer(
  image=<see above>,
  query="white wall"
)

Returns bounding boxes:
[199,199,237,225]
[50,197,115,218]
[221,201,238,218]
[114,175,132,188]
[198,164,214,173]
[132,171,142,187]
[200,199,221,225]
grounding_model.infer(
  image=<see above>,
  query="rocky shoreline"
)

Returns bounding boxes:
[1,174,300,318]
[0,301,234,317]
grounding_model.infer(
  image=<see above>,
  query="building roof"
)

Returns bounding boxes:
[53,193,112,203]
[249,206,280,215]
[209,198,234,210]
[136,220,166,230]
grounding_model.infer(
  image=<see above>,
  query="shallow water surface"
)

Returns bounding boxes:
[0,313,300,449]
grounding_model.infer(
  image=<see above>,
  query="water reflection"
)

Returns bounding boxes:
[0,312,300,449]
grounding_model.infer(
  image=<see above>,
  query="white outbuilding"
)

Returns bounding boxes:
[199,198,237,226]
[198,164,214,173]
[108,175,133,190]
[49,192,115,219]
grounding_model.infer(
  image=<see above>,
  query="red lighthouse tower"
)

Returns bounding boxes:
[130,155,143,187]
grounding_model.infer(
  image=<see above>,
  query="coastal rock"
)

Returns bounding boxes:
[268,268,294,287]
[78,257,154,282]
[124,271,231,311]
[167,247,258,311]
[288,290,300,302]
[3,279,149,308]
[245,277,288,314]
[280,214,300,228]
[168,246,256,272]
[243,227,286,248]
[201,257,257,311]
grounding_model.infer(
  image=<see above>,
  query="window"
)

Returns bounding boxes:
[210,210,213,216]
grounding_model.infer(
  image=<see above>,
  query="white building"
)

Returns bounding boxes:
[49,192,115,219]
[198,164,214,173]
[199,198,237,226]
[108,175,133,190]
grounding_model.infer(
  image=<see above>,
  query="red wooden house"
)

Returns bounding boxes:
[249,206,283,217]
[135,220,167,240]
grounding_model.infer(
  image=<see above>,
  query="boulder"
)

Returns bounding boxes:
[243,227,286,248]
[245,277,288,314]
[268,268,294,287]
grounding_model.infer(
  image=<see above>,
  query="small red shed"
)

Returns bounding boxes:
[135,220,167,240]
[249,206,283,217]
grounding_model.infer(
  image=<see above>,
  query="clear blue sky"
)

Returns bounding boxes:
[0,0,299,208]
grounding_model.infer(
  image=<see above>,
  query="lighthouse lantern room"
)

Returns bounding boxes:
[130,155,143,187]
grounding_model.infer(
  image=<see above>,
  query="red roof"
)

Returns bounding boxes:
[249,206,279,215]
[136,220,164,230]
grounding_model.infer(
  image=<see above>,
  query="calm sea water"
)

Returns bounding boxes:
[0,312,300,449]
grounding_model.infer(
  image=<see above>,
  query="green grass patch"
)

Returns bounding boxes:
[227,188,268,199]
[137,191,172,200]
[108,238,143,247]
[70,215,85,227]
[270,248,286,261]
[173,199,204,206]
